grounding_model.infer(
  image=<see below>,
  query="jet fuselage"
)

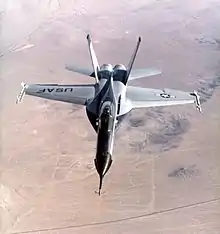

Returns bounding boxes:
[86,63,132,194]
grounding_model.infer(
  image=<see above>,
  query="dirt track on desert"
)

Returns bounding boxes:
[1,1,220,233]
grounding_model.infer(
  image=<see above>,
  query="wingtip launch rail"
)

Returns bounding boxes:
[16,82,27,104]
[190,90,202,113]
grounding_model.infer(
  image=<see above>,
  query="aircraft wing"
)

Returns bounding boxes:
[16,82,95,105]
[129,68,162,81]
[126,86,202,112]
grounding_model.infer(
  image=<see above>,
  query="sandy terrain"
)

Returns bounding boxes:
[1,0,220,233]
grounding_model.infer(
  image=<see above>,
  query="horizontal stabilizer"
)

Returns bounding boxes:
[65,64,95,77]
[129,68,162,81]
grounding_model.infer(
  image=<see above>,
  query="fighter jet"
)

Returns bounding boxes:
[16,34,202,195]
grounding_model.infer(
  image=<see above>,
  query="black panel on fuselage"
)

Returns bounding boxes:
[96,106,114,156]
[113,69,127,84]
[98,70,112,80]
[86,108,127,133]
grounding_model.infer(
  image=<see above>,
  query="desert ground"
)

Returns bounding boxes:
[1,0,220,233]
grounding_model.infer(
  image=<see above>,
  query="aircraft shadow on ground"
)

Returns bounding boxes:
[168,164,200,180]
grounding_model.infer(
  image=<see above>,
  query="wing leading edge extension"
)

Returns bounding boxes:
[16,82,95,105]
[126,86,202,112]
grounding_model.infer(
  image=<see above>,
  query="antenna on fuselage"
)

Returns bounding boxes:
[86,34,100,83]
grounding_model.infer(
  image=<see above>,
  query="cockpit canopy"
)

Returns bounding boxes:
[99,105,114,132]
[102,105,111,115]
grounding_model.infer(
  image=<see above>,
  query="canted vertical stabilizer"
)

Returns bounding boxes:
[125,37,142,84]
[86,34,100,83]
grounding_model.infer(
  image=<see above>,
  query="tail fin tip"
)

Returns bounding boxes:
[86,34,91,41]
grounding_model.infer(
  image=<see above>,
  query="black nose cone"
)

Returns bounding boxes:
[94,153,112,195]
